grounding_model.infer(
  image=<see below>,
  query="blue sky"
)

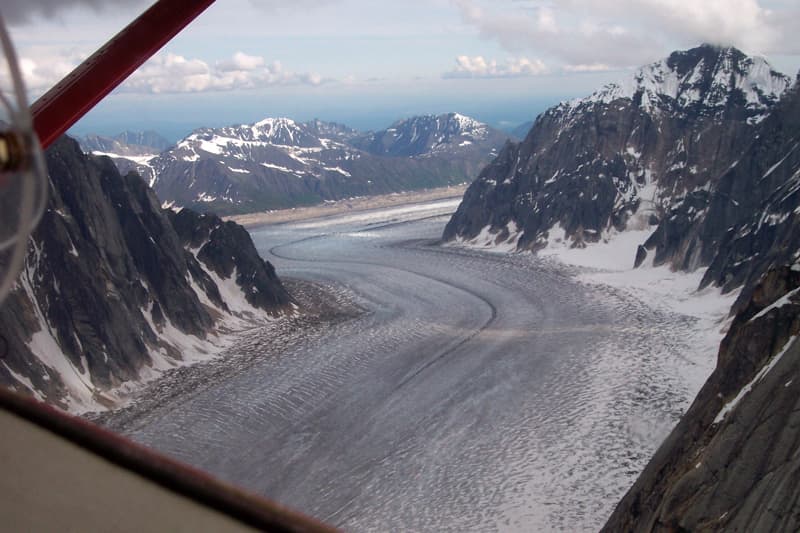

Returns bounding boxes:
[6,0,800,140]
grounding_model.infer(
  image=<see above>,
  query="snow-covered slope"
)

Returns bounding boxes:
[560,46,788,123]
[174,118,323,160]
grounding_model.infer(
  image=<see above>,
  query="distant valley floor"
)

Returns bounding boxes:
[227,184,467,227]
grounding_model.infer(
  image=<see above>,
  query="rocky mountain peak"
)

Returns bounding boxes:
[170,118,322,163]
[355,112,501,157]
[392,112,489,140]
[248,117,318,146]
[451,112,487,132]
[558,44,789,123]
[444,45,791,260]
[248,117,304,141]
[302,119,360,143]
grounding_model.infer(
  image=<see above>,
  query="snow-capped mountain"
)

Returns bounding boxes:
[444,45,790,256]
[560,45,788,123]
[353,112,508,157]
[100,114,508,215]
[166,117,345,165]
[0,136,291,412]
[78,130,172,157]
[185,117,323,151]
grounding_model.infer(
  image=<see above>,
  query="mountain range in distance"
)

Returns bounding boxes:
[78,113,516,215]
[79,130,173,157]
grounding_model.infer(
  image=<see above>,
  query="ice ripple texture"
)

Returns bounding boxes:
[122,204,709,532]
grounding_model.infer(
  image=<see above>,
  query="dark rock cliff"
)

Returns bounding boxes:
[601,76,800,532]
[0,136,289,411]
[644,75,800,312]
[167,209,291,311]
[602,265,800,531]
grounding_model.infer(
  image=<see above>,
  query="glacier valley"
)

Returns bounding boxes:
[96,200,733,531]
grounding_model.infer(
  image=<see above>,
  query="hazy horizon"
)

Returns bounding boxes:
[8,0,800,142]
[66,88,579,142]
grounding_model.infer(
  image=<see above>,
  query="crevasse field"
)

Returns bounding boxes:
[116,200,735,531]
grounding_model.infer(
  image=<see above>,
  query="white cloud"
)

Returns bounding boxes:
[535,7,559,34]
[563,63,613,73]
[564,0,782,52]
[4,49,327,97]
[125,54,213,94]
[453,0,800,67]
[444,55,548,78]
[0,46,87,97]
[217,52,266,72]
[123,53,328,93]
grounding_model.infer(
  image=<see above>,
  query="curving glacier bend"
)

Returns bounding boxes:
[117,201,722,531]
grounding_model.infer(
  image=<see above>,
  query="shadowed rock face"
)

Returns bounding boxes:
[167,209,291,311]
[443,45,789,259]
[0,136,290,409]
[602,265,800,532]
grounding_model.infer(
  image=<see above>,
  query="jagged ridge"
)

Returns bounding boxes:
[0,136,290,412]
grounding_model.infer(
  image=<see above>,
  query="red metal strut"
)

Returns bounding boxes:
[31,0,216,149]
